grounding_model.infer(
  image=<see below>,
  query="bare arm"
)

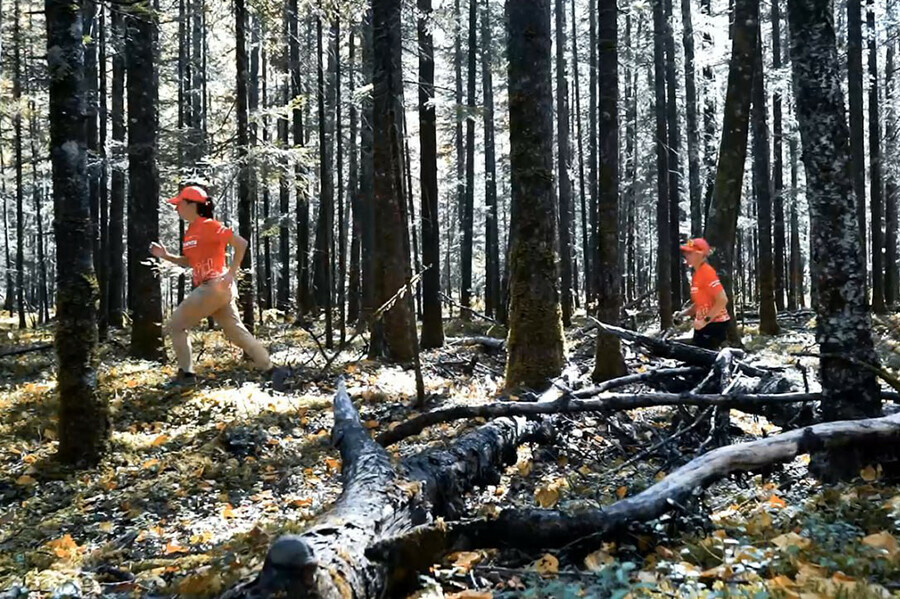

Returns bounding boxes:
[150,242,190,267]
[227,233,249,276]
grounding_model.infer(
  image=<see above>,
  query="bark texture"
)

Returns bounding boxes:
[787,0,880,419]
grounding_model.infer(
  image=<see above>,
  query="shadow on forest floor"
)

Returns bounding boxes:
[3,311,900,597]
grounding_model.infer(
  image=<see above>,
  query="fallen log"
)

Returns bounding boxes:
[374,388,838,447]
[0,343,53,358]
[445,335,506,351]
[220,379,553,599]
[592,319,772,377]
[370,410,900,583]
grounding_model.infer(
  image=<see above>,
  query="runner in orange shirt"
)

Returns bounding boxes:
[149,185,289,390]
[676,238,730,350]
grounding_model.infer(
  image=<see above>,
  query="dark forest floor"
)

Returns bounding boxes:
[3,309,900,598]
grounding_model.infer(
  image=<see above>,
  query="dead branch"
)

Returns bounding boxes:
[0,343,53,358]
[370,411,900,581]
[374,388,833,447]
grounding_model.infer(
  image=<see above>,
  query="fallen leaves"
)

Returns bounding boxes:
[531,553,559,577]
[533,477,568,508]
[861,531,899,557]
[771,532,811,550]
[15,474,36,486]
[44,534,82,562]
[583,548,614,571]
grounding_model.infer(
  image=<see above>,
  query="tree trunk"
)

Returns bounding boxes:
[294,14,311,318]
[461,0,476,313]
[250,15,264,311]
[108,8,125,329]
[313,17,334,347]
[46,0,109,466]
[790,135,807,307]
[588,0,597,304]
[278,16,291,314]
[787,0,880,419]
[772,0,787,311]
[371,0,416,362]
[751,35,779,335]
[868,0,885,313]
[13,0,24,328]
[555,0,573,326]
[653,0,672,330]
[97,5,108,333]
[450,0,463,305]
[571,0,589,307]
[701,0,716,227]
[504,0,564,391]
[593,0,625,382]
[664,0,682,307]
[885,32,898,306]
[703,0,758,344]
[235,0,254,331]
[681,0,702,236]
[84,0,100,302]
[29,107,49,326]
[360,11,376,336]
[419,0,443,348]
[347,27,361,325]
[126,0,163,359]
[848,0,867,282]
[335,19,348,342]
[483,0,500,320]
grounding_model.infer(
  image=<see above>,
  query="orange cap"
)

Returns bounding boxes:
[167,185,208,205]
[679,237,710,256]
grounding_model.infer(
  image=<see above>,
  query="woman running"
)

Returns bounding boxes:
[149,185,288,389]
[676,238,730,350]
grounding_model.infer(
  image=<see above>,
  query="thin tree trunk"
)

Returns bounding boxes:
[772,0,787,311]
[47,0,109,466]
[461,0,476,313]
[701,0,716,227]
[294,13,312,318]
[313,16,334,347]
[347,27,361,325]
[588,0,597,304]
[555,0,573,326]
[483,0,499,321]
[14,0,25,328]
[335,19,347,342]
[108,8,125,328]
[885,29,898,306]
[752,33,779,334]
[848,0,867,282]
[97,5,108,333]
[788,0,879,418]
[594,0,625,381]
[235,0,254,330]
[1,128,12,316]
[360,11,377,337]
[868,0,885,313]
[278,16,291,313]
[681,0,701,236]
[664,0,682,307]
[571,0,589,307]
[451,0,463,305]
[126,0,163,358]
[419,0,443,348]
[653,0,672,329]
[84,0,100,299]
[505,0,564,391]
[703,0,758,344]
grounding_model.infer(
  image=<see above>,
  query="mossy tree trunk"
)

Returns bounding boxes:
[593,0,625,382]
[504,0,564,391]
[371,0,416,363]
[787,0,880,419]
[46,0,110,466]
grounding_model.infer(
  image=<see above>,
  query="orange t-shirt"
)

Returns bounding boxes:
[182,218,234,286]
[691,262,729,324]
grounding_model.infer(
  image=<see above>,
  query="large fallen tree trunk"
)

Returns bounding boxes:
[370,411,900,586]
[220,379,554,598]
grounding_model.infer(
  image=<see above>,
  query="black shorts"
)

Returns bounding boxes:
[693,321,728,350]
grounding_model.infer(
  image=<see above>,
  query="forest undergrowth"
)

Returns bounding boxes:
[3,311,900,598]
